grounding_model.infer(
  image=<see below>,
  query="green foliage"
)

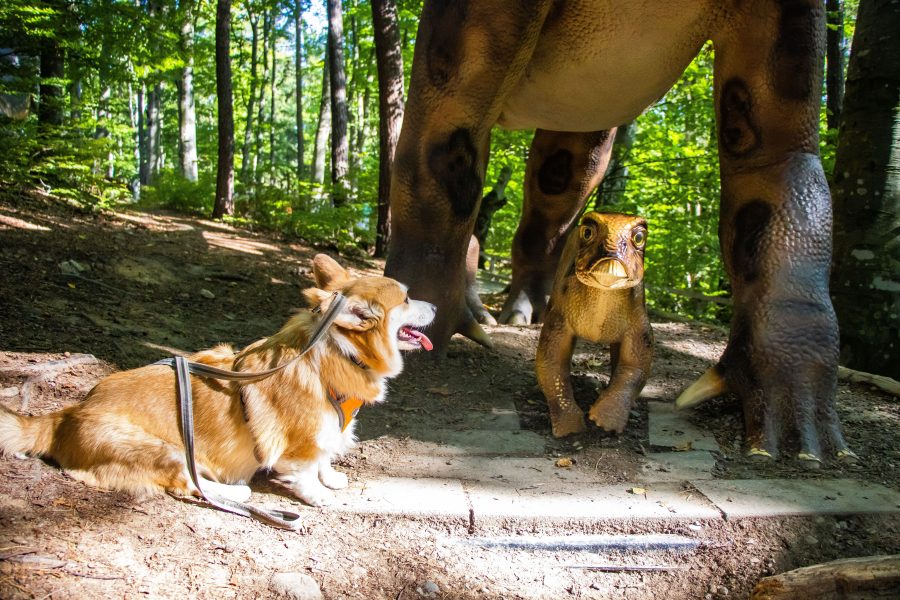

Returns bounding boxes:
[1,0,858,326]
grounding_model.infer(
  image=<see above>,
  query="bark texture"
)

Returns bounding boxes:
[825,0,845,130]
[372,0,405,256]
[830,0,900,378]
[327,0,351,205]
[213,0,234,219]
[179,0,199,182]
[294,0,305,180]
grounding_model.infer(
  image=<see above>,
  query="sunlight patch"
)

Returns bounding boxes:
[202,231,280,256]
[0,213,52,231]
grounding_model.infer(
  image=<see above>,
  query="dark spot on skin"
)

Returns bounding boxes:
[425,0,468,88]
[537,149,573,195]
[773,0,821,100]
[427,128,483,219]
[719,78,761,157]
[732,201,772,283]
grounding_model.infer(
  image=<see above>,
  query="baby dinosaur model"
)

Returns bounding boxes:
[536,212,652,437]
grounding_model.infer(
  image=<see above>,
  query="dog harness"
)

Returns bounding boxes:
[155,292,348,531]
[327,388,364,432]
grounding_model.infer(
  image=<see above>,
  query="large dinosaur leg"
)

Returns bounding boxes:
[691,1,849,464]
[384,1,555,354]
[499,129,615,324]
[536,304,586,437]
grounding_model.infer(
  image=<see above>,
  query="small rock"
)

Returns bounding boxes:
[200,289,216,299]
[688,524,702,532]
[420,581,439,597]
[349,565,367,579]
[803,535,818,545]
[270,572,323,600]
[0,386,19,398]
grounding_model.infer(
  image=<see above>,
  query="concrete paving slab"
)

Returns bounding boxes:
[647,401,719,451]
[637,451,718,483]
[399,428,546,456]
[692,478,900,519]
[362,455,597,486]
[451,406,522,431]
[338,477,469,518]
[467,481,720,521]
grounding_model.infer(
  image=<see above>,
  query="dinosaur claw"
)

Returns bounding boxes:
[836,448,859,463]
[797,452,822,470]
[675,366,728,410]
[459,319,493,349]
[747,447,774,461]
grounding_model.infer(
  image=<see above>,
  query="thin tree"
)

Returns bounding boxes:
[268,7,277,176]
[178,0,198,182]
[826,0,845,130]
[240,10,260,184]
[294,0,305,179]
[311,50,330,185]
[213,0,235,218]
[371,0,404,256]
[326,0,350,205]
[830,0,900,378]
[37,0,65,129]
[254,10,271,184]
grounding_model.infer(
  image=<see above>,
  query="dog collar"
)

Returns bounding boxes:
[327,388,364,432]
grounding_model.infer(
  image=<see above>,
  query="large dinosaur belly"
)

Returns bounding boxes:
[497,0,720,132]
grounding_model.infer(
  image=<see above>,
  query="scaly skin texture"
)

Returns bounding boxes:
[385,0,850,462]
[536,212,653,437]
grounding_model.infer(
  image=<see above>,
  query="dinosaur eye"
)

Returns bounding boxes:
[580,225,594,242]
[632,229,647,247]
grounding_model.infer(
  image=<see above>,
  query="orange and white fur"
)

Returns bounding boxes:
[0,254,435,507]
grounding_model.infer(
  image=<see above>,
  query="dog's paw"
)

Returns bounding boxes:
[294,485,336,507]
[199,479,252,503]
[320,469,349,490]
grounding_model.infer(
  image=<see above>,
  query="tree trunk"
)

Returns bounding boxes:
[254,11,271,185]
[294,0,305,180]
[146,81,163,184]
[38,39,65,128]
[213,0,234,219]
[826,0,845,130]
[371,0,405,256]
[594,122,635,208]
[269,9,277,175]
[137,82,149,185]
[179,0,198,182]
[240,12,259,184]
[327,0,350,206]
[311,50,330,186]
[830,0,900,379]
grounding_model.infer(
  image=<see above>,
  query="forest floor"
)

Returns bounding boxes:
[0,189,898,600]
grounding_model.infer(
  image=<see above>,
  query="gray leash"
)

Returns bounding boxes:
[156,292,347,530]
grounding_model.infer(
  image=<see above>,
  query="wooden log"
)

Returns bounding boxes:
[838,366,900,397]
[750,555,900,600]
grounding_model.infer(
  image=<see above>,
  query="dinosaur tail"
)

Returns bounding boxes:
[0,404,60,457]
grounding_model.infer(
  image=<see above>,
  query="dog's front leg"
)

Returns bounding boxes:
[318,457,349,490]
[273,459,335,507]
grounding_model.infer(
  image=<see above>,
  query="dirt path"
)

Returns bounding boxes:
[1,191,898,599]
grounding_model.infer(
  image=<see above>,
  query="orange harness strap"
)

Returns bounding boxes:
[327,388,364,432]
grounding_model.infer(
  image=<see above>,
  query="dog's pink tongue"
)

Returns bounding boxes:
[404,327,433,351]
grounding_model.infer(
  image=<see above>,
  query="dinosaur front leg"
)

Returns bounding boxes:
[536,306,586,437]
[589,324,652,434]
[705,1,849,464]
[384,1,555,354]
[500,129,615,324]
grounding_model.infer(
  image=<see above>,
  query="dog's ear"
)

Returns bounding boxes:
[303,288,380,331]
[312,254,350,290]
[333,301,380,331]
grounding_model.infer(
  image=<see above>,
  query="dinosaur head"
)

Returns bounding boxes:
[574,211,647,290]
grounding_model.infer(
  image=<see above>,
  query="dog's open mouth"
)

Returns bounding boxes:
[398,326,433,351]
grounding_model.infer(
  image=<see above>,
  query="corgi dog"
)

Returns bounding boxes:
[0,254,435,507]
